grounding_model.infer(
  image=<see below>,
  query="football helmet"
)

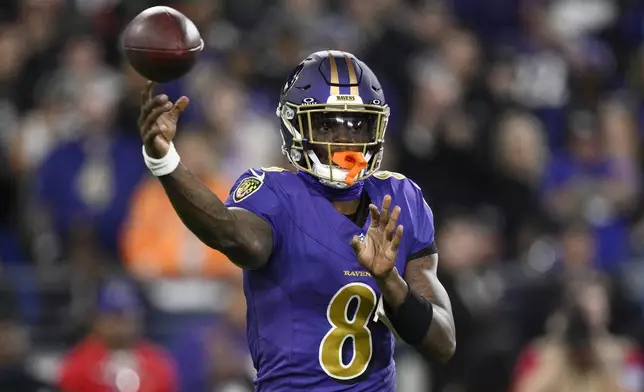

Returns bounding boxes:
[277,50,390,188]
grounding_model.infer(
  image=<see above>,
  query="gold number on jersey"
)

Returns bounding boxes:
[319,283,377,380]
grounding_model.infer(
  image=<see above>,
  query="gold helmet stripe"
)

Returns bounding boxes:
[343,53,360,96]
[327,51,340,95]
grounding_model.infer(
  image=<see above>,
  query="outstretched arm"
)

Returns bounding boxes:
[158,165,273,269]
[139,82,273,269]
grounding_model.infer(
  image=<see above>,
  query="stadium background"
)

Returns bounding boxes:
[1,0,644,391]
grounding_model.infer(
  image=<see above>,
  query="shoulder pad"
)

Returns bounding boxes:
[260,166,290,173]
[372,171,407,181]
[231,167,293,203]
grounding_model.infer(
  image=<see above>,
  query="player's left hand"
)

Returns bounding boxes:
[351,195,403,279]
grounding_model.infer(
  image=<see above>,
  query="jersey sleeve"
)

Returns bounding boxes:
[405,178,437,260]
[224,169,282,248]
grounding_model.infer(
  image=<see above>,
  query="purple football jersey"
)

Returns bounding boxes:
[224,168,435,392]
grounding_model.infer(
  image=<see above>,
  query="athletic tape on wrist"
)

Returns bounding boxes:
[142,142,181,177]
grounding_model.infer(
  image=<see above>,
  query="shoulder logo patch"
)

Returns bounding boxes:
[233,176,263,203]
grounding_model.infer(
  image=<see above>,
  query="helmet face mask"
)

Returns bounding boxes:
[277,51,390,188]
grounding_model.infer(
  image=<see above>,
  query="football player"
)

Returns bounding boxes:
[138,50,455,391]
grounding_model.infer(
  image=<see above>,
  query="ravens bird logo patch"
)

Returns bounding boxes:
[233,177,263,203]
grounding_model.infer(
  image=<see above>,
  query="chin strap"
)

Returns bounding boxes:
[332,151,368,185]
[296,170,363,201]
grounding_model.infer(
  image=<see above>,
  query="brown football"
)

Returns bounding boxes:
[122,6,203,83]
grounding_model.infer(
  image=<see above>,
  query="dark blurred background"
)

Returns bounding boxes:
[1,0,644,391]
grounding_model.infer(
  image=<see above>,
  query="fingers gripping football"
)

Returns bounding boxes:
[351,195,404,278]
[138,81,190,158]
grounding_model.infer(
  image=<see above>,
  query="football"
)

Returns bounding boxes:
[122,6,204,83]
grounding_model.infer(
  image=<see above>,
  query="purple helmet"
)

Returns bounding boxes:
[276,50,390,188]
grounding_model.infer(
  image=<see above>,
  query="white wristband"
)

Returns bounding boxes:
[142,142,181,177]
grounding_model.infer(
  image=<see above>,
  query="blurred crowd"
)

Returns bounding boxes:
[1,0,644,391]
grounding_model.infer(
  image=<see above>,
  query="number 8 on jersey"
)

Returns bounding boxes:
[319,283,378,380]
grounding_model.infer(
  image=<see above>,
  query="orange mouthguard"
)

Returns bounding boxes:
[332,151,368,185]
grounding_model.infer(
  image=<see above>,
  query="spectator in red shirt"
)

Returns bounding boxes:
[511,277,644,392]
[59,279,178,392]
